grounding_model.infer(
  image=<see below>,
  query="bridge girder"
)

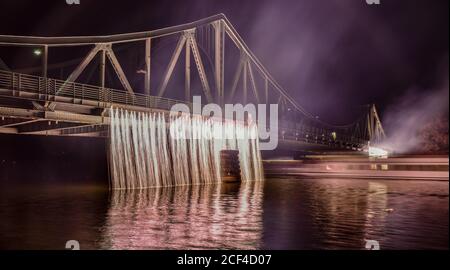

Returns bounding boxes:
[0,15,307,113]
[0,14,385,146]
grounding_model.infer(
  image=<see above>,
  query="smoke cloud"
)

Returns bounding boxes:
[381,61,449,154]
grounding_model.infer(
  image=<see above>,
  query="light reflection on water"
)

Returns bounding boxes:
[262,178,448,249]
[0,178,447,250]
[100,182,264,249]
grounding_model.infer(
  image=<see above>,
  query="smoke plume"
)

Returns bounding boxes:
[381,62,449,154]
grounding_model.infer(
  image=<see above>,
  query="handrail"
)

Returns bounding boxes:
[0,69,368,146]
[0,70,191,111]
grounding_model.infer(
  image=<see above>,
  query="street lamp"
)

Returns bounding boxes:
[33,49,42,56]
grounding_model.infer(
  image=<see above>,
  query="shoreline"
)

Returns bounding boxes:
[263,155,449,182]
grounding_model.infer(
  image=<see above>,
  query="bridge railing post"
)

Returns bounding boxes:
[48,79,52,100]
[37,77,41,93]
[11,73,15,91]
[45,79,49,100]
[17,73,21,92]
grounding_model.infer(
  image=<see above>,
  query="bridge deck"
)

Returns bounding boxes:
[0,70,366,150]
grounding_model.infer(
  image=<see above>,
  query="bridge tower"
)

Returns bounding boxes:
[366,104,386,144]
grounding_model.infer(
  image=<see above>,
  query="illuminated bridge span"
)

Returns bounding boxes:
[0,14,385,151]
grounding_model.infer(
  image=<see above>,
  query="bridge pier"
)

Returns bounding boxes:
[220,150,241,183]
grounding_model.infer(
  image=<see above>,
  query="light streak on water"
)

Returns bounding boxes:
[109,108,264,189]
[103,181,264,249]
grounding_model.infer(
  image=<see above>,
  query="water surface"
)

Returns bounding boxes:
[0,177,447,250]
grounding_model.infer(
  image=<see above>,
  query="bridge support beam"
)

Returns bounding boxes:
[227,53,245,104]
[214,20,225,107]
[145,38,151,96]
[185,37,191,102]
[105,44,134,93]
[242,56,248,104]
[157,34,187,97]
[367,104,386,143]
[66,44,102,84]
[99,49,106,88]
[188,31,213,103]
[265,77,269,107]
[42,45,48,78]
[247,61,260,104]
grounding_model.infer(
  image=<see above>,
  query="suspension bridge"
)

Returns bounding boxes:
[0,14,385,152]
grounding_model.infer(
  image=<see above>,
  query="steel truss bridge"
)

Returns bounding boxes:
[0,14,385,151]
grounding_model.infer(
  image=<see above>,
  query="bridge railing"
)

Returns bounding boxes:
[0,70,367,148]
[0,70,190,112]
[279,124,366,148]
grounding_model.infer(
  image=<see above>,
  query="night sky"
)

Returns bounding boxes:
[0,0,448,123]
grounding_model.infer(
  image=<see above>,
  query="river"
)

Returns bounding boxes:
[0,169,447,250]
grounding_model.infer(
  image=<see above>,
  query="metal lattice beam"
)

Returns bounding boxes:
[105,44,133,93]
[188,31,213,103]
[227,53,245,103]
[157,34,187,97]
[247,61,260,104]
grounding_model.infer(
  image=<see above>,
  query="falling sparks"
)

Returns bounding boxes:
[109,108,264,189]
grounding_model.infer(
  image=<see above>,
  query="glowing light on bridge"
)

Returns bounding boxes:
[368,146,389,158]
[33,49,42,56]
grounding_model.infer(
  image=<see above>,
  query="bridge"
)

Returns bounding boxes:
[0,14,385,151]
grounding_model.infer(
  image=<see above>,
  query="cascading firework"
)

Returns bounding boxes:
[109,108,264,189]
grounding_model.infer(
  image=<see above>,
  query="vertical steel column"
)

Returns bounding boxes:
[37,45,49,110]
[214,20,225,107]
[145,38,151,96]
[42,45,48,78]
[265,77,269,106]
[99,49,106,88]
[242,58,248,104]
[185,37,191,102]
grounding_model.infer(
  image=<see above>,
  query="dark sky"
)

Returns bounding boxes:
[0,0,448,124]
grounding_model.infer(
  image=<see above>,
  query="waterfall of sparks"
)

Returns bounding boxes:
[109,108,264,189]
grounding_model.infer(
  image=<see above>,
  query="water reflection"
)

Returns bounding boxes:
[100,181,264,249]
[263,178,448,250]
[0,177,447,250]
[364,182,388,242]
